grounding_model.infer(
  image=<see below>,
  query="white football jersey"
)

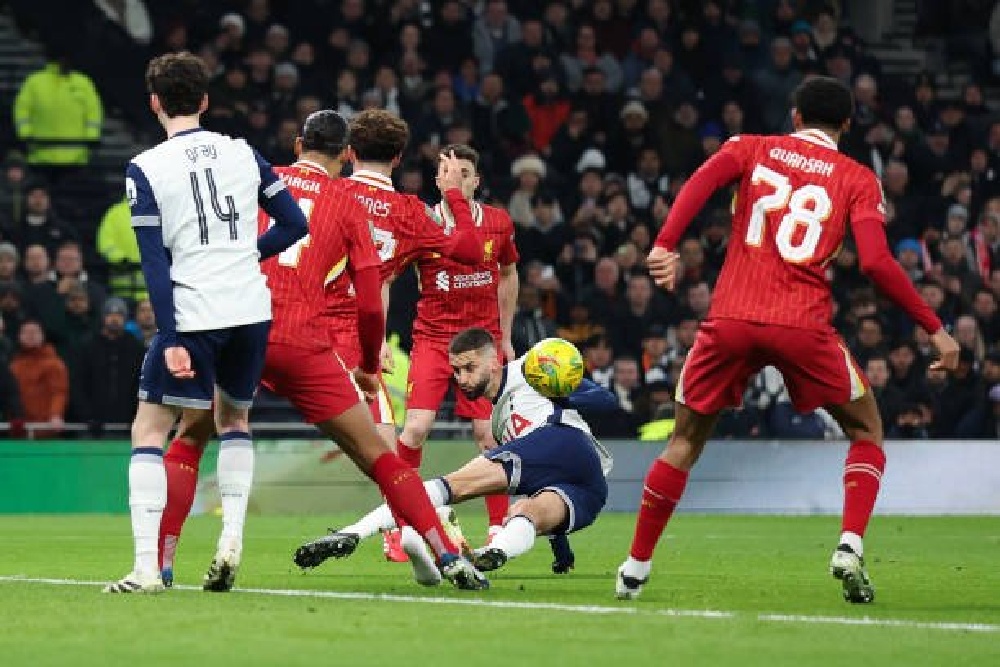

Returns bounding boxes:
[128,129,273,331]
[491,359,613,475]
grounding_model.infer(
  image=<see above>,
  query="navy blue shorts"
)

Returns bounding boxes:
[485,425,608,534]
[138,321,271,410]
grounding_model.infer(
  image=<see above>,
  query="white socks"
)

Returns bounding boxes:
[622,556,652,580]
[343,479,451,539]
[489,515,536,560]
[217,433,254,556]
[129,448,166,577]
[839,531,864,557]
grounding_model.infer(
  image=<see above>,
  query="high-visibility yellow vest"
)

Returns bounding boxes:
[382,333,411,427]
[97,197,147,301]
[13,63,103,166]
[639,418,676,441]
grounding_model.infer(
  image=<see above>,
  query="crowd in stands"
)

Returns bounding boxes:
[1,0,999,439]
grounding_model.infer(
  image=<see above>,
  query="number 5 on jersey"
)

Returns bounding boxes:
[747,164,832,263]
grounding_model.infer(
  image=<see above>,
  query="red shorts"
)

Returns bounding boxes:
[406,337,493,420]
[677,318,868,414]
[329,331,394,425]
[261,342,362,424]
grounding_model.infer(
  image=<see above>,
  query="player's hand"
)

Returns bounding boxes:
[437,150,464,192]
[502,338,517,363]
[928,329,960,371]
[353,369,380,400]
[380,341,395,374]
[164,345,195,379]
[647,246,681,291]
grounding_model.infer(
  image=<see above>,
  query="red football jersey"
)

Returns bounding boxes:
[408,200,519,342]
[258,161,380,351]
[705,130,883,330]
[325,169,464,365]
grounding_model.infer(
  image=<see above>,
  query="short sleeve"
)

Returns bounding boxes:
[125,162,160,227]
[718,134,752,172]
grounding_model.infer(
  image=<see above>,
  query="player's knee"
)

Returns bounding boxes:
[400,422,430,448]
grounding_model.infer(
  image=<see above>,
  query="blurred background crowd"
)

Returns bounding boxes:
[0,0,998,440]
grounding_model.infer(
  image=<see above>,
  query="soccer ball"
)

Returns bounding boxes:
[522,338,585,398]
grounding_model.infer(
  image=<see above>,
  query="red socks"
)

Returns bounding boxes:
[158,438,204,569]
[841,440,886,537]
[371,452,457,559]
[485,494,509,526]
[396,439,423,469]
[629,459,689,561]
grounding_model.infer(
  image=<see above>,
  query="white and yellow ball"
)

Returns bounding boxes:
[522,337,585,398]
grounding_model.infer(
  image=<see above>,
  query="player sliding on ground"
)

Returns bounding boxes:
[294,329,617,583]
[615,76,960,604]
[105,52,309,593]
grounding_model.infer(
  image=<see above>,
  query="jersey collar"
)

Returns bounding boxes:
[350,169,395,191]
[436,199,484,228]
[791,128,838,150]
[491,365,509,404]
[172,127,205,138]
[293,159,330,177]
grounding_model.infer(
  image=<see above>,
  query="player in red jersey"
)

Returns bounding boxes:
[615,77,960,604]
[387,143,520,548]
[156,111,488,591]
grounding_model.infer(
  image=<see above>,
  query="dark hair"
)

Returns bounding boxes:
[448,327,496,354]
[440,143,479,170]
[348,109,409,162]
[145,52,209,117]
[792,76,853,129]
[301,110,348,157]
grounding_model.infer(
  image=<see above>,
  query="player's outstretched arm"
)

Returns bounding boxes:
[254,150,308,259]
[851,216,959,370]
[653,145,743,251]
[561,379,619,412]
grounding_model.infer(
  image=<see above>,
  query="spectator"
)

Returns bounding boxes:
[13,47,103,182]
[472,0,521,75]
[469,73,531,174]
[888,339,923,394]
[523,71,571,154]
[931,348,980,436]
[556,301,605,348]
[20,244,64,340]
[560,23,623,94]
[0,282,27,344]
[971,287,999,343]
[69,296,144,431]
[754,37,802,133]
[969,207,1000,278]
[0,243,20,286]
[684,281,712,321]
[583,333,614,387]
[6,183,78,255]
[548,107,595,178]
[611,273,672,357]
[640,323,670,384]
[97,193,146,302]
[51,241,106,308]
[9,319,68,435]
[516,193,567,268]
[425,1,474,73]
[572,67,619,146]
[953,314,987,361]
[495,17,560,98]
[609,355,642,417]
[865,355,904,431]
[57,282,98,360]
[608,101,655,176]
[510,284,557,355]
[126,297,156,348]
[507,154,549,227]
[625,144,669,217]
[0,152,28,230]
[851,315,886,367]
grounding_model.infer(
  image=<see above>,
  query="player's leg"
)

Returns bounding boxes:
[776,327,881,603]
[275,345,486,589]
[825,393,883,603]
[106,333,215,593]
[618,319,755,600]
[397,338,452,467]
[469,409,509,540]
[159,407,214,586]
[200,322,270,592]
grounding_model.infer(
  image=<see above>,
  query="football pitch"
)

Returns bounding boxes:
[0,514,997,666]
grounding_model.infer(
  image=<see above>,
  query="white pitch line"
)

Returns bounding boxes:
[1,575,997,633]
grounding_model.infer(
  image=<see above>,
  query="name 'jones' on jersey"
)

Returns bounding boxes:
[710,131,885,331]
[129,131,272,331]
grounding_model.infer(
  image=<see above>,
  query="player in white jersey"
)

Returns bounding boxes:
[105,52,307,594]
[294,328,616,585]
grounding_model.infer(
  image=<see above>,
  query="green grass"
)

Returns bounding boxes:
[1,513,998,666]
